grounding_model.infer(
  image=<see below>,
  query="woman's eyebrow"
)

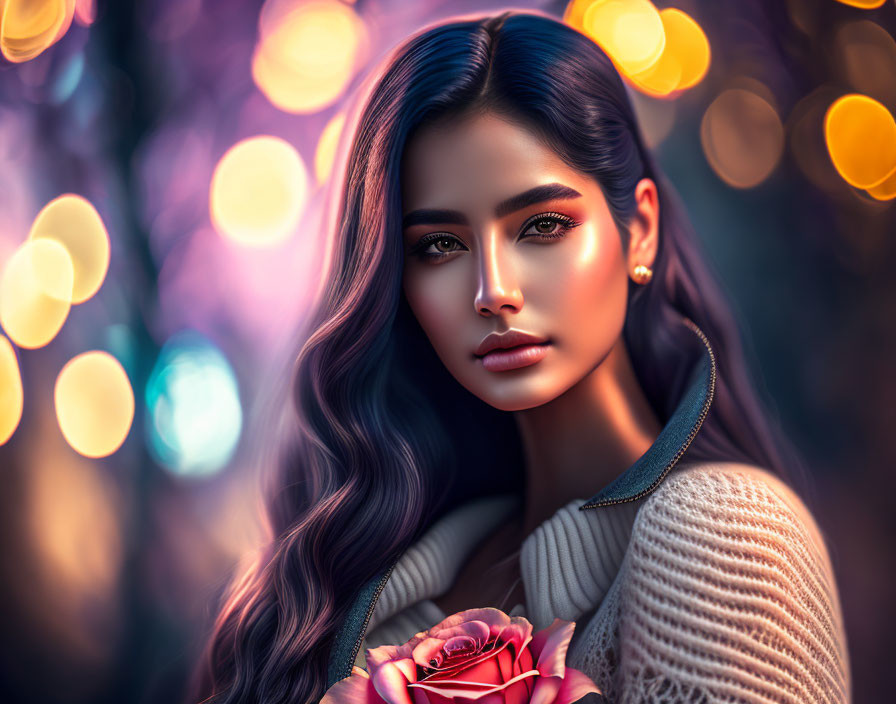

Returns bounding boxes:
[401,182,583,229]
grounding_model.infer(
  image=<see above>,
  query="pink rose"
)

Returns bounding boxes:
[322,607,601,704]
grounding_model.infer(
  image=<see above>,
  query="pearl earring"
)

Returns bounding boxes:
[632,264,653,285]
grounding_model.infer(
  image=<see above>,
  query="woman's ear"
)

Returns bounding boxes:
[626,177,660,273]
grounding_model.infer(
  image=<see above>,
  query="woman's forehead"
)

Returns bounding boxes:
[400,113,582,216]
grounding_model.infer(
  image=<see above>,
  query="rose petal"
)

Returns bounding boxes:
[552,668,602,704]
[392,658,417,683]
[434,619,490,646]
[530,619,575,678]
[443,633,482,658]
[518,646,533,675]
[418,681,498,690]
[412,638,448,669]
[497,622,534,672]
[415,688,451,704]
[450,655,502,686]
[528,676,561,704]
[408,670,540,701]
[502,676,532,704]
[321,667,388,704]
[500,621,533,653]
[367,644,414,671]
[413,678,498,704]
[475,694,504,704]
[496,646,514,681]
[371,661,417,704]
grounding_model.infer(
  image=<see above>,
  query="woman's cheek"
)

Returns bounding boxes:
[532,228,627,358]
[526,227,621,313]
[404,266,469,358]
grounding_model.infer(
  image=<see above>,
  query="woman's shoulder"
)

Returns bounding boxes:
[640,459,831,558]
[633,459,841,595]
[650,458,803,504]
[615,459,852,702]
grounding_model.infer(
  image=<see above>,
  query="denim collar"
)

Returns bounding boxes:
[326,316,717,686]
[580,316,717,508]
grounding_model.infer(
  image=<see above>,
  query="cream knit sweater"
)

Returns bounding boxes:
[358,461,851,703]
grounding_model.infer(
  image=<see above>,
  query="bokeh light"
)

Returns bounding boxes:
[701,86,784,188]
[866,169,896,201]
[0,334,24,445]
[145,331,242,478]
[314,112,346,184]
[0,238,74,349]
[629,8,710,97]
[209,135,308,247]
[54,351,135,458]
[788,86,854,197]
[824,94,896,189]
[834,0,886,8]
[28,194,110,304]
[50,51,86,105]
[251,0,366,114]
[74,0,96,27]
[571,0,665,78]
[833,21,896,111]
[0,0,75,63]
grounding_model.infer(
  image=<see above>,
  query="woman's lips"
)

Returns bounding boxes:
[478,342,551,372]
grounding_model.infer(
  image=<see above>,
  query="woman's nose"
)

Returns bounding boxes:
[473,230,523,316]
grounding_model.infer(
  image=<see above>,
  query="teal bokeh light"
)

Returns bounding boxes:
[145,330,242,477]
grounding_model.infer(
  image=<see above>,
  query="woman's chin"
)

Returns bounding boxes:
[470,377,566,412]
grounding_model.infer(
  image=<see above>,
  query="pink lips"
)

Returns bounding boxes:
[478,342,551,372]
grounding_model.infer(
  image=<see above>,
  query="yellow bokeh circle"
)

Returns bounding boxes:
[54,351,134,458]
[252,0,365,114]
[0,0,74,63]
[834,0,886,8]
[29,194,110,305]
[581,0,666,77]
[0,335,23,445]
[630,8,710,97]
[866,169,896,201]
[824,94,896,189]
[0,238,74,349]
[210,135,308,247]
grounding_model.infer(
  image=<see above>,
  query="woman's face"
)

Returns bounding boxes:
[401,111,653,412]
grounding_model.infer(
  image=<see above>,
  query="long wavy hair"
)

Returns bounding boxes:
[189,10,811,704]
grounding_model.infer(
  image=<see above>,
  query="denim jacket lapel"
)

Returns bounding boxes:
[581,317,716,508]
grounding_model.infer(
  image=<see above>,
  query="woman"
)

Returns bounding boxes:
[191,10,850,704]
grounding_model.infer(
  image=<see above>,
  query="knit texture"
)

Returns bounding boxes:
[361,491,646,660]
[357,462,851,703]
[568,462,851,703]
[365,493,519,637]
[521,497,642,631]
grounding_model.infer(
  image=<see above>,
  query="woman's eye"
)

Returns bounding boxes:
[412,234,466,261]
[521,214,580,240]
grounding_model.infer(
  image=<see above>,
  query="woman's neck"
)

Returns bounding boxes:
[513,335,662,538]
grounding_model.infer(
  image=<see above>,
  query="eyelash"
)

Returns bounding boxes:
[409,212,582,262]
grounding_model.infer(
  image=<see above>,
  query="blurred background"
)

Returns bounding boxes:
[0,0,893,702]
